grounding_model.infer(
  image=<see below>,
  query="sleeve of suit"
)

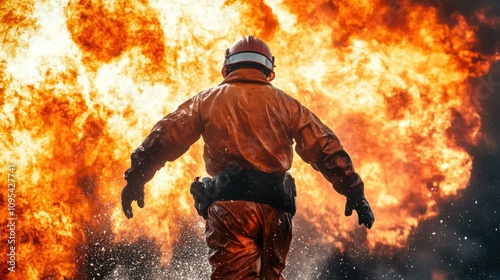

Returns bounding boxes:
[290,102,364,198]
[124,95,203,186]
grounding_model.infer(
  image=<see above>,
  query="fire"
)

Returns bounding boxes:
[0,0,497,278]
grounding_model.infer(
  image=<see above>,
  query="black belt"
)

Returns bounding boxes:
[191,167,297,219]
[217,169,281,204]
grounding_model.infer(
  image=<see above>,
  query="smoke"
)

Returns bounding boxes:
[417,0,500,55]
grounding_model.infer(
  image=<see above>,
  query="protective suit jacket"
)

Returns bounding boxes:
[125,68,364,199]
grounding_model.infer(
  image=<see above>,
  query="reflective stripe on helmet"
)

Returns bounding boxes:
[224,52,274,71]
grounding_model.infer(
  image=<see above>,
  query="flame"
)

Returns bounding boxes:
[1,0,498,278]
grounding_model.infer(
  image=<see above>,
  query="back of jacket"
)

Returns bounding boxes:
[126,68,364,197]
[199,68,298,175]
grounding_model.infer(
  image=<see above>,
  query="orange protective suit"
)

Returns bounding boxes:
[125,68,365,279]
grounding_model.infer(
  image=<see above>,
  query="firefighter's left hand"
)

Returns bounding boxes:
[345,195,374,229]
[121,183,145,219]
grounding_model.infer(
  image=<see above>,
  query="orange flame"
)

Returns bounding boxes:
[1,0,498,278]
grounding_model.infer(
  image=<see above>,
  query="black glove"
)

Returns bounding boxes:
[345,195,374,229]
[121,183,145,219]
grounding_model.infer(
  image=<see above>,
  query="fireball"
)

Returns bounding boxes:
[0,0,497,279]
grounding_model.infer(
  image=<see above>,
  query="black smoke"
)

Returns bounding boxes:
[415,0,500,55]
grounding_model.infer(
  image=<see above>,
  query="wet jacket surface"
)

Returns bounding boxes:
[125,68,364,198]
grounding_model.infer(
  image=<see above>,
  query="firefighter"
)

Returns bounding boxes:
[121,35,374,279]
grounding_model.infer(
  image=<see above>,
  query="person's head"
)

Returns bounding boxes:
[221,35,275,81]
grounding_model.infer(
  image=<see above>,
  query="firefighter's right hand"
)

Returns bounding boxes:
[121,183,145,219]
[345,195,374,229]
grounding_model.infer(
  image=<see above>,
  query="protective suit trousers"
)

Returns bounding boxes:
[205,200,293,280]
